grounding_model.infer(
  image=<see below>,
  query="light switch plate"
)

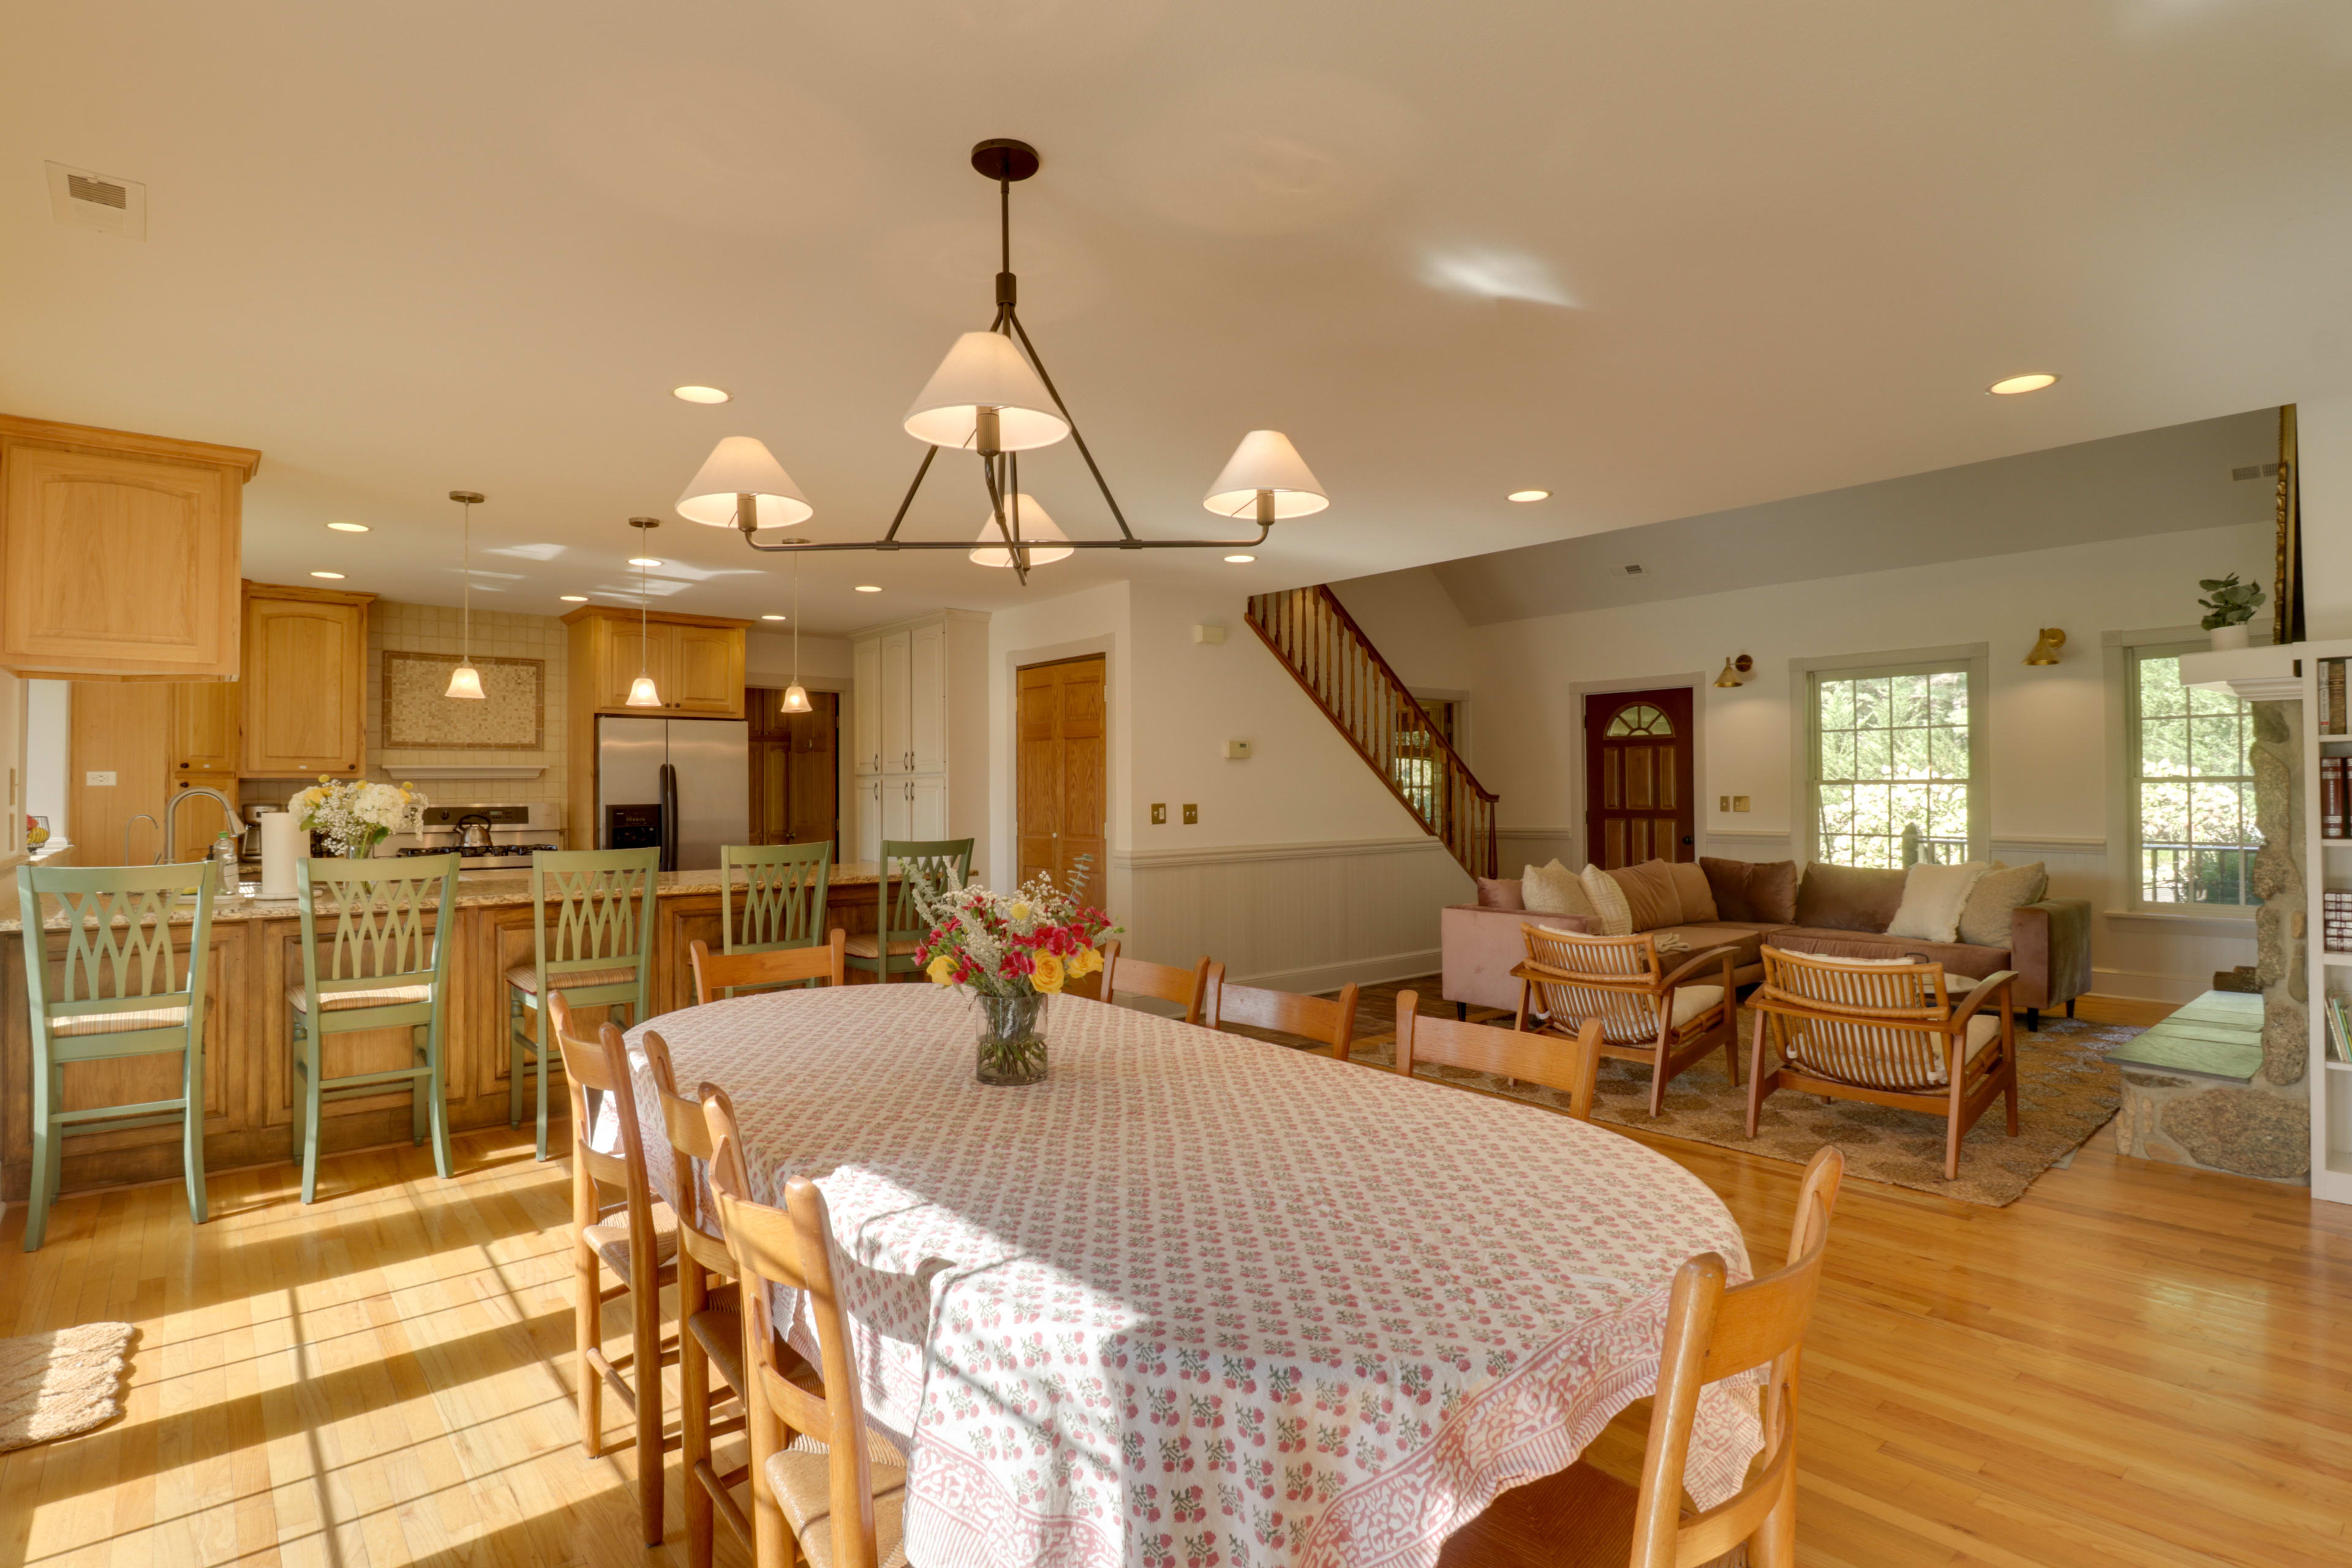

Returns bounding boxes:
[1733,795,1751,812]
[1224,738,1253,760]
[85,770,117,787]
[1150,802,1167,825]
[1182,804,1198,824]
[1718,795,1730,812]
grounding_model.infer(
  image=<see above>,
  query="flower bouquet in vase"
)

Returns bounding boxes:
[913,863,1117,1085]
[289,777,428,861]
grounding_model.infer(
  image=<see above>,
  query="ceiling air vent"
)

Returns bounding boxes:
[2232,462,2281,481]
[1622,564,1645,576]
[46,162,146,239]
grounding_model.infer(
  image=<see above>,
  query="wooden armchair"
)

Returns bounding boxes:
[1098,939,1212,1023]
[1510,924,1739,1117]
[1746,946,2019,1180]
[1204,964,1359,1060]
[1393,990,1602,1120]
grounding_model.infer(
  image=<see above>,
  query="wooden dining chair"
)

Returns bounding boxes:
[643,1031,753,1568]
[1204,964,1360,1059]
[846,838,971,984]
[704,1090,909,1568]
[1393,990,1603,1120]
[549,993,677,1546]
[690,930,847,1007]
[1510,924,1739,1118]
[1098,938,1212,1023]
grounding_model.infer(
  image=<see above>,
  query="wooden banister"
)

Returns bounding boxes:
[1243,586,1500,879]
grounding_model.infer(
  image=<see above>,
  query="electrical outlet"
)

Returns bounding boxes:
[1151,802,1167,825]
[85,770,117,787]
[1733,796,1751,812]
[1182,804,1198,824]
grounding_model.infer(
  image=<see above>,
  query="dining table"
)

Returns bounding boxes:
[606,983,1761,1568]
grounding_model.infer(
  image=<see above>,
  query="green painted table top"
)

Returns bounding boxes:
[2109,989,2265,1084]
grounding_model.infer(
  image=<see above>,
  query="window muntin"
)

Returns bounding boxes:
[1811,666,1971,869]
[2131,647,2258,907]
[1605,703,1673,737]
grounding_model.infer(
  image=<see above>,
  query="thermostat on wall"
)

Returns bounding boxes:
[1223,738,1253,760]
[1193,624,1227,644]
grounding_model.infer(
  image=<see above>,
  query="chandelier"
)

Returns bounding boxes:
[673,139,1329,584]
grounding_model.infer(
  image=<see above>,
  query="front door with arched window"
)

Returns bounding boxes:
[1583,687,1695,867]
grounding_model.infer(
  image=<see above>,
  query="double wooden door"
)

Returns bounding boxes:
[1017,656,1106,895]
[748,688,839,852]
[1584,686,1695,868]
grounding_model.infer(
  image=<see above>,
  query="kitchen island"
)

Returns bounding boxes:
[1,861,887,1202]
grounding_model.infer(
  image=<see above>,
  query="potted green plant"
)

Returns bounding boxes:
[2198,574,2265,650]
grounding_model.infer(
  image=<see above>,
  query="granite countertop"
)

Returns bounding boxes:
[0,859,884,934]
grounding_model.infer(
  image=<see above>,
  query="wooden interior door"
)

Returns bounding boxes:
[787,692,839,851]
[1017,655,1106,894]
[1585,687,1695,868]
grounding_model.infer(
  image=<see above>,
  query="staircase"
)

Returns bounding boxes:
[1245,586,1499,878]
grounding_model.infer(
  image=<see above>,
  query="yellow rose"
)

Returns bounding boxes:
[927,955,956,986]
[1030,950,1066,993]
[1069,946,1101,978]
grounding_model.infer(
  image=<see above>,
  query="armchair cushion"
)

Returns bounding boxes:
[1665,982,1727,1031]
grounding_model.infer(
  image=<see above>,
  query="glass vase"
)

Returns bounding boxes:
[974,991,1050,1086]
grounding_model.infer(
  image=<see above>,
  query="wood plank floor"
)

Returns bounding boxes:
[1,1084,2346,1567]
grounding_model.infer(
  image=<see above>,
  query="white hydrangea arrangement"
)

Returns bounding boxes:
[290,777,428,859]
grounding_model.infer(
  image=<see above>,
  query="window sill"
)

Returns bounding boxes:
[2103,907,2260,934]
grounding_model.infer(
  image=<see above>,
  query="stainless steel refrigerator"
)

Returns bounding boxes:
[595,716,749,872]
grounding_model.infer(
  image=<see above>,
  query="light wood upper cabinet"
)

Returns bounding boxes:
[241,583,372,777]
[172,680,240,773]
[672,623,744,714]
[0,415,260,679]
[564,608,749,718]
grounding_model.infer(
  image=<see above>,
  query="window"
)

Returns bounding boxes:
[2130,644,2259,907]
[1392,696,1460,824]
[1605,702,1673,737]
[1810,663,1975,868]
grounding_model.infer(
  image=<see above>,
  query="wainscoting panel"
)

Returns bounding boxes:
[1114,837,1474,993]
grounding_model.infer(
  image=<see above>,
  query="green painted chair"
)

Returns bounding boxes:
[717,842,832,998]
[846,838,973,984]
[289,853,461,1204]
[508,847,658,1161]
[15,861,216,1251]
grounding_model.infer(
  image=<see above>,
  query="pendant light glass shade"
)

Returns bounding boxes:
[447,490,489,698]
[445,662,486,700]
[903,332,1070,451]
[1202,430,1329,519]
[677,436,815,529]
[968,494,1073,567]
[782,683,812,714]
[625,674,663,707]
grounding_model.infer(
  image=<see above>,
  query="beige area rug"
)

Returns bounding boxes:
[0,1322,137,1452]
[1351,1009,2138,1207]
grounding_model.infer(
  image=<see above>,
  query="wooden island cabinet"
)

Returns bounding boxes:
[0,864,884,1201]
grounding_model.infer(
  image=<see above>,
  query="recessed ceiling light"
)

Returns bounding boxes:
[673,385,731,404]
[310,570,345,579]
[628,556,662,567]
[1988,372,2059,396]
[326,520,369,532]
[854,584,882,593]
[761,613,787,620]
[559,594,589,602]
[1224,554,1256,564]
[1507,489,1550,503]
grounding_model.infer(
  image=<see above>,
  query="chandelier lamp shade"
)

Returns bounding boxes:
[675,137,1330,585]
[624,517,664,707]
[445,490,488,700]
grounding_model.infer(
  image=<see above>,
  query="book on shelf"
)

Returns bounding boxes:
[2333,658,2349,739]
[2326,756,2349,840]
[2331,998,2352,1065]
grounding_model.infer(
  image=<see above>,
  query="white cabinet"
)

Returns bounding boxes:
[849,611,988,875]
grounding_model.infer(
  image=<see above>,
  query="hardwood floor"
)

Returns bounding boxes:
[1,1084,2345,1567]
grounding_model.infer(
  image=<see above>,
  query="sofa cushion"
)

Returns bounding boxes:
[1610,859,1683,932]
[1959,861,2049,947]
[1477,876,1526,911]
[1580,864,1634,935]
[1766,925,2008,979]
[1523,861,1596,920]
[1701,858,1798,923]
[1887,861,1990,943]
[1654,923,1766,973]
[1793,863,1906,932]
[1667,861,1719,924]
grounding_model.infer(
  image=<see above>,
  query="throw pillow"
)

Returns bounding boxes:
[1887,861,1991,944]
[1666,860,1719,924]
[1580,864,1635,936]
[1958,861,2049,948]
[1702,857,1799,923]
[1477,876,1526,911]
[1793,862,1908,932]
[1610,859,1683,932]
[1521,861,1596,920]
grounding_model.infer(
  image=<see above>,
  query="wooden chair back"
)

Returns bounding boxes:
[1392,992,1602,1119]
[1518,924,1685,1043]
[1204,965,1359,1060]
[295,853,459,995]
[1754,946,1970,1090]
[878,838,973,941]
[1628,1145,1845,1568]
[722,842,832,953]
[642,1030,735,1283]
[548,992,629,1194]
[1098,939,1211,1024]
[690,930,846,1006]
[529,846,660,999]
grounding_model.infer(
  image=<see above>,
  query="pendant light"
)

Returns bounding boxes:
[782,554,811,714]
[624,517,663,707]
[445,491,488,699]
[969,492,1072,568]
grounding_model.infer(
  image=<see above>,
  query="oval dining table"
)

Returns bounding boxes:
[606,984,1762,1568]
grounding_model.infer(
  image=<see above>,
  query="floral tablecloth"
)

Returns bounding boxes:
[609,985,1758,1568]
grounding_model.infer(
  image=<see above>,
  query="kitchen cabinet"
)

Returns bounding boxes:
[0,415,260,680]
[240,582,373,777]
[851,636,882,775]
[172,679,240,773]
[565,608,748,718]
[848,611,987,868]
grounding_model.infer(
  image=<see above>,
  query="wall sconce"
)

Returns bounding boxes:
[2024,628,2066,666]
[1713,654,1753,688]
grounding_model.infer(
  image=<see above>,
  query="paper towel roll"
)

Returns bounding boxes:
[260,812,303,899]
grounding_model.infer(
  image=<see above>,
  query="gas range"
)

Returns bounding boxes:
[381,802,565,870]
[394,842,560,869]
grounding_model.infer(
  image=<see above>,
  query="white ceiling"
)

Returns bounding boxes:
[6,1,2351,635]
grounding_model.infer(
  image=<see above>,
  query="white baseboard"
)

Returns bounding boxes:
[1223,948,1442,996]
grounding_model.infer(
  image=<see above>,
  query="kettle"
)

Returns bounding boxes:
[456,813,495,851]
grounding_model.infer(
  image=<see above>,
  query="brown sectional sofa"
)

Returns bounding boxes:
[1442,858,2092,1029]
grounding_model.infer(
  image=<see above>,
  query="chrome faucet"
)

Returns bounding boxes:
[123,813,160,867]
[162,785,238,865]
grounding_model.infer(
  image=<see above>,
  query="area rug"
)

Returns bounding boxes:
[1349,1008,2136,1207]
[0,1322,136,1452]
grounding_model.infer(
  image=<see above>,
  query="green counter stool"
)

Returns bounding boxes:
[288,853,461,1204]
[15,861,217,1251]
[845,838,971,984]
[509,847,658,1161]
[716,842,832,998]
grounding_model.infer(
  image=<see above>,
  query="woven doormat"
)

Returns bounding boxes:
[0,1322,136,1452]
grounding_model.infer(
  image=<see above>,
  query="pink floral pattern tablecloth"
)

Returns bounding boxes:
[611,986,1759,1568]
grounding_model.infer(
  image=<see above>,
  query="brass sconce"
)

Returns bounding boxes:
[2024,628,2066,666]
[1713,654,1754,688]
